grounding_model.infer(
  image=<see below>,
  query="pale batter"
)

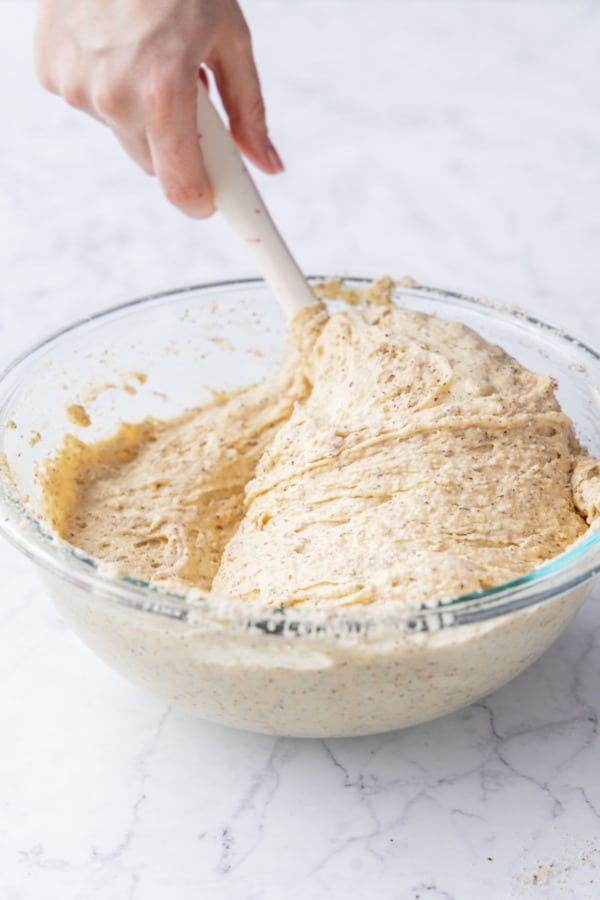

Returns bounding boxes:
[42,282,600,609]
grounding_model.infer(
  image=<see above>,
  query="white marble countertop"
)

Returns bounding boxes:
[2,2,600,898]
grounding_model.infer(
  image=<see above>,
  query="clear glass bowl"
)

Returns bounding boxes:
[1,278,600,737]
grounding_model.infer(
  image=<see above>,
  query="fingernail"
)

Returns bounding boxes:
[266,140,284,173]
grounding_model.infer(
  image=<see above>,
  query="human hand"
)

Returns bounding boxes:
[34,0,283,218]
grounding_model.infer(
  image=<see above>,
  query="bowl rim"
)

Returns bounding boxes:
[1,275,600,639]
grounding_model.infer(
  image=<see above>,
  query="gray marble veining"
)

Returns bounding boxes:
[1,2,600,898]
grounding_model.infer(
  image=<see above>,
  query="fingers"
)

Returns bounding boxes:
[89,72,154,173]
[144,68,215,218]
[209,24,284,175]
[33,0,280,218]
[113,127,155,175]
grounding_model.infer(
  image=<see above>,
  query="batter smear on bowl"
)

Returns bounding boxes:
[41,280,600,608]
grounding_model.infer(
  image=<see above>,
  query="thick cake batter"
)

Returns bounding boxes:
[42,283,600,608]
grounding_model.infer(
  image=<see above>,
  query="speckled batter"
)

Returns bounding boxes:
[42,282,600,608]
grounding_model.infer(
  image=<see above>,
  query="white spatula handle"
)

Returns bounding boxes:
[196,84,316,317]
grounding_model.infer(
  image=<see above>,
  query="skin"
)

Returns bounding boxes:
[34,0,284,218]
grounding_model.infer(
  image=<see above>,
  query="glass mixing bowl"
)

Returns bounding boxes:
[1,278,599,738]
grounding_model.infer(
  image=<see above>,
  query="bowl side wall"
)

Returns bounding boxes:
[44,570,592,737]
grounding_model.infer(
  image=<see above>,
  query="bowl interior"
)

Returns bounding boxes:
[0,282,290,516]
[1,277,600,625]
